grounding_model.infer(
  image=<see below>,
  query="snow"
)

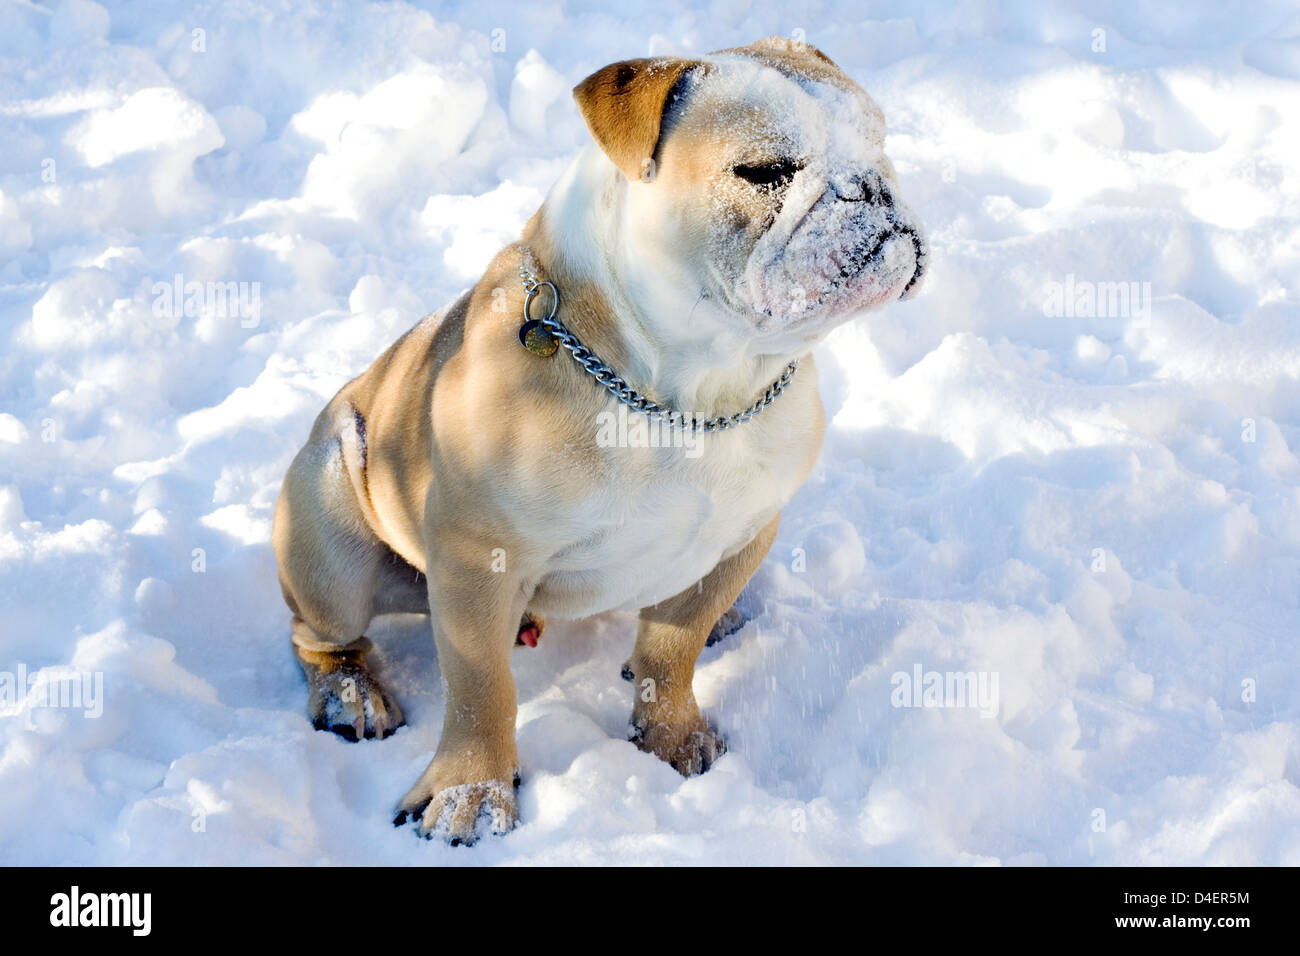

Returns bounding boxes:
[2,0,1300,865]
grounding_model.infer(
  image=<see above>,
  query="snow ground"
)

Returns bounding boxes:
[2,0,1299,865]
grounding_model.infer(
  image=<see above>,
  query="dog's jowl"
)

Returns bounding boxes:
[272,37,926,845]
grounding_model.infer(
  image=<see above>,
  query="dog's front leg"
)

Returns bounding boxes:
[628,513,780,776]
[397,529,527,845]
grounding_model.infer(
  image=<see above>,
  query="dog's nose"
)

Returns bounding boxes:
[833,170,891,206]
[891,219,926,298]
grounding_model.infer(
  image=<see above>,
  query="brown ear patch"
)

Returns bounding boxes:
[572,57,701,182]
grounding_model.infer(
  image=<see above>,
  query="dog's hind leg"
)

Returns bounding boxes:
[273,402,405,741]
[290,623,404,741]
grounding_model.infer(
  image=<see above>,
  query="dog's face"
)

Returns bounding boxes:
[574,38,927,352]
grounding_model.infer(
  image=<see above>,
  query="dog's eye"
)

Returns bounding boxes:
[733,159,799,189]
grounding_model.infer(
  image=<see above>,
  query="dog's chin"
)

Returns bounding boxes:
[747,262,916,352]
[817,262,913,319]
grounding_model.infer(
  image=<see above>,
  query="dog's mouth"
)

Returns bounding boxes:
[742,204,927,334]
[826,218,925,301]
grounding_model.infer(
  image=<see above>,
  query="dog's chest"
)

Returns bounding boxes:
[529,420,815,618]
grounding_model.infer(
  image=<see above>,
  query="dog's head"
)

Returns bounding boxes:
[573,37,927,351]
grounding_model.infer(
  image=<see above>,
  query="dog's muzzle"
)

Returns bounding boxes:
[830,170,927,299]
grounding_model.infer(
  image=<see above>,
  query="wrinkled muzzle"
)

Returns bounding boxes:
[742,170,927,329]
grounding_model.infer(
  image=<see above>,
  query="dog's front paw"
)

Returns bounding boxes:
[631,711,727,777]
[304,658,404,741]
[394,760,519,845]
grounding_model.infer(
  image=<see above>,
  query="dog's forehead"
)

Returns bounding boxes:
[676,53,886,158]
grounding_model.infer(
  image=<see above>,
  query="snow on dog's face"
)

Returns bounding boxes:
[574,38,927,351]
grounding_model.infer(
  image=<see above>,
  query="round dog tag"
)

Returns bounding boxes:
[519,319,558,357]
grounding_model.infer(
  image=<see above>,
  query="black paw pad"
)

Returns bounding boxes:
[330,723,359,742]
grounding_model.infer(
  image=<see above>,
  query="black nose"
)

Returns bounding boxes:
[889,218,926,296]
[834,170,892,206]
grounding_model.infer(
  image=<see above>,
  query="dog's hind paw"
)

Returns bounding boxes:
[631,713,727,777]
[302,652,404,741]
[705,602,749,647]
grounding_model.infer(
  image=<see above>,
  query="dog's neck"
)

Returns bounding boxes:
[529,147,808,423]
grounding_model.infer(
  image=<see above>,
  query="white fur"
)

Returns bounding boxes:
[539,145,821,615]
[524,56,921,618]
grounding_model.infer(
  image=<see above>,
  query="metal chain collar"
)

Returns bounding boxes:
[516,261,799,434]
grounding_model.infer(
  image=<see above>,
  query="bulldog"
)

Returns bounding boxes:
[272,37,926,845]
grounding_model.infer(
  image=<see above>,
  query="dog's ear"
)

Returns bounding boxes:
[573,57,701,182]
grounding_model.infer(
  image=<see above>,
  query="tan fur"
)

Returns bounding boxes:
[628,513,781,773]
[272,38,920,845]
[572,57,700,181]
[716,36,864,95]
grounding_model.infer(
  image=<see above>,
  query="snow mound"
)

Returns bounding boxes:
[1,1,1298,865]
